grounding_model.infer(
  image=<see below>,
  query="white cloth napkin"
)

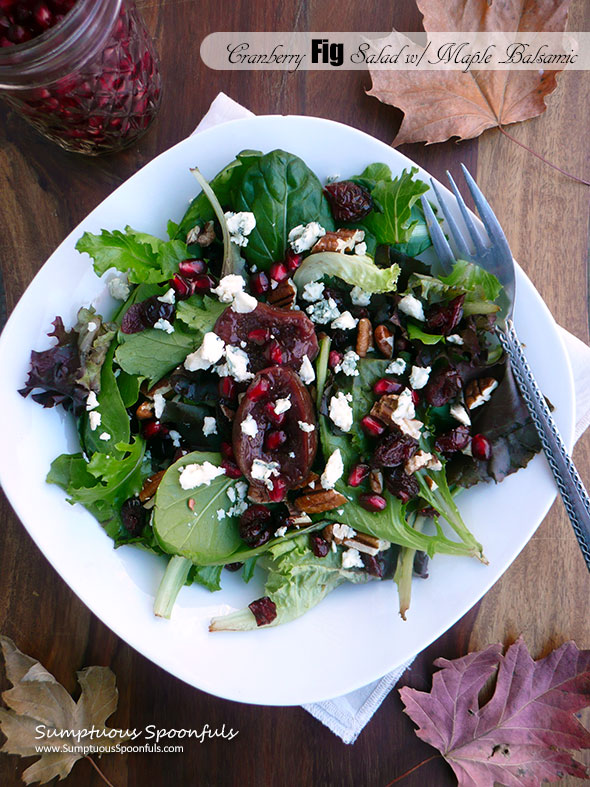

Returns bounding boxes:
[192,92,590,744]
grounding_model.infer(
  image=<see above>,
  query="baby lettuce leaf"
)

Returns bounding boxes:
[447,362,543,488]
[115,324,198,386]
[175,294,227,332]
[408,259,502,312]
[209,536,371,631]
[174,149,263,240]
[74,308,117,394]
[293,252,400,293]
[76,226,187,284]
[188,564,223,592]
[81,342,129,456]
[47,438,147,529]
[407,324,444,345]
[234,149,335,269]
[153,452,242,564]
[393,204,433,257]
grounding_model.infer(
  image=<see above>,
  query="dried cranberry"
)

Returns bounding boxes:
[472,433,492,461]
[384,467,420,503]
[224,562,243,572]
[221,459,242,479]
[239,504,273,547]
[360,415,386,437]
[359,493,387,512]
[373,432,418,467]
[362,554,385,578]
[249,596,277,626]
[324,181,373,223]
[120,497,146,537]
[142,296,174,328]
[374,378,403,396]
[426,295,465,336]
[310,534,330,558]
[424,365,462,407]
[348,463,370,487]
[120,303,146,334]
[434,425,470,454]
[178,259,207,278]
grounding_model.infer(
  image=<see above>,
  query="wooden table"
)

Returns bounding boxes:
[1,1,589,784]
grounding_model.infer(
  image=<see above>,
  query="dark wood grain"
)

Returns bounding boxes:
[1,1,589,785]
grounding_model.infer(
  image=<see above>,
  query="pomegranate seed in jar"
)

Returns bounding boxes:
[348,463,370,487]
[178,259,207,278]
[472,433,492,461]
[359,493,387,512]
[285,249,302,271]
[265,430,286,451]
[221,459,243,479]
[250,271,270,295]
[373,378,403,396]
[269,262,288,283]
[246,377,270,402]
[360,415,386,437]
[33,3,53,31]
[310,534,330,558]
[268,476,287,502]
[328,350,343,370]
[170,274,194,300]
[248,328,271,345]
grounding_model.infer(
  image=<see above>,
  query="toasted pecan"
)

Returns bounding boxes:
[294,488,347,514]
[311,228,364,254]
[374,324,394,358]
[356,318,373,358]
[267,277,297,309]
[139,470,166,502]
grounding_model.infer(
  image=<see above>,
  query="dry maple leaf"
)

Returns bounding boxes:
[368,0,574,145]
[399,637,590,786]
[0,636,130,785]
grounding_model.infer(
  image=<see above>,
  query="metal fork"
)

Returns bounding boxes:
[421,165,590,571]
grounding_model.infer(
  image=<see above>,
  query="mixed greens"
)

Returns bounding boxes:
[21,150,543,630]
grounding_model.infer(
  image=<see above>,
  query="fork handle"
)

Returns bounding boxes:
[497,320,590,571]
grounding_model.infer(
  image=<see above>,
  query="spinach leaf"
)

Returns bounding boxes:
[174,150,263,240]
[81,341,130,456]
[76,226,187,284]
[209,536,371,631]
[234,149,334,269]
[115,323,198,386]
[153,452,243,564]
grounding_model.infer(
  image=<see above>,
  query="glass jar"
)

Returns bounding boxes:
[0,0,162,155]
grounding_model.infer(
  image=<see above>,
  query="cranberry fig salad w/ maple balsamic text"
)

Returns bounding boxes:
[21,150,542,629]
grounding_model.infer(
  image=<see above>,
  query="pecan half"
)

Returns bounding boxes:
[196,220,216,247]
[323,523,390,556]
[247,483,271,504]
[186,225,201,244]
[294,488,347,513]
[311,228,364,254]
[292,471,320,491]
[369,468,384,494]
[136,400,154,420]
[356,318,373,357]
[139,470,166,502]
[267,277,297,309]
[465,377,498,410]
[374,324,394,358]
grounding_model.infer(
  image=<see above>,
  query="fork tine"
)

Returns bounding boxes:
[429,178,471,260]
[446,170,487,256]
[459,164,513,263]
[420,195,454,275]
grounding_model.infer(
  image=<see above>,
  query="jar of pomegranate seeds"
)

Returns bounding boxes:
[0,0,162,155]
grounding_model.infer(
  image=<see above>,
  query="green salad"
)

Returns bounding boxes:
[21,149,542,630]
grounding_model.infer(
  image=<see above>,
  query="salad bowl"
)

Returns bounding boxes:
[0,115,575,705]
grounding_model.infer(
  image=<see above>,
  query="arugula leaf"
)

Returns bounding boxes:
[81,342,129,456]
[209,536,371,631]
[174,150,263,239]
[115,323,198,386]
[175,294,227,332]
[293,252,400,293]
[153,452,243,564]
[355,166,429,245]
[76,226,187,284]
[234,149,335,269]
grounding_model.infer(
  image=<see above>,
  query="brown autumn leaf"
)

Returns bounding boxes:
[0,636,130,785]
[368,0,574,145]
[399,637,590,786]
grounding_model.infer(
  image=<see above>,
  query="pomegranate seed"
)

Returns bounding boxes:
[142,420,168,439]
[265,430,286,450]
[411,390,420,406]
[359,493,387,512]
[170,274,194,300]
[250,271,270,295]
[246,377,270,402]
[373,378,403,396]
[264,401,285,426]
[178,259,206,278]
[34,3,53,31]
[220,441,235,460]
[193,273,216,294]
[266,340,283,365]
[329,350,343,370]
[219,377,237,400]
[269,262,288,282]
[360,415,386,437]
[285,249,302,271]
[472,433,492,461]
[310,534,330,558]
[248,328,270,345]
[268,476,287,502]
[348,463,370,487]
[221,459,242,479]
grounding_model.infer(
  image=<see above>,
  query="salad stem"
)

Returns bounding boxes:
[315,335,331,410]
[154,555,192,618]
[394,514,426,621]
